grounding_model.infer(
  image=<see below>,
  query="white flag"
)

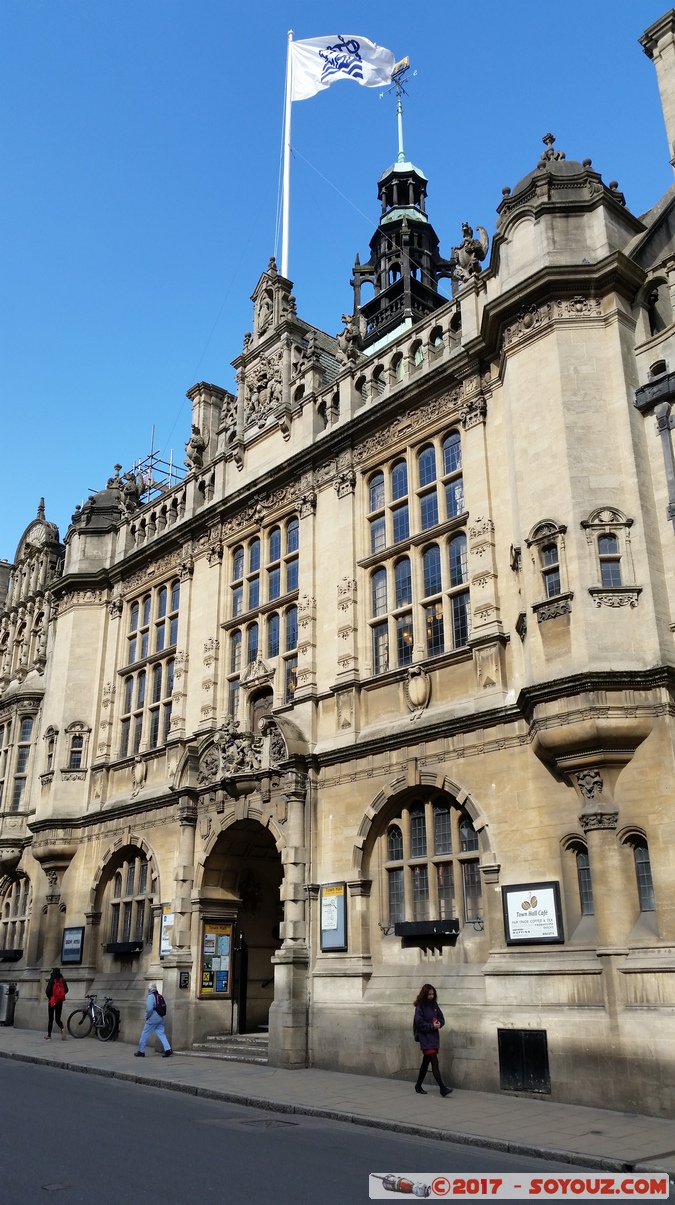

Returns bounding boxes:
[290,34,396,102]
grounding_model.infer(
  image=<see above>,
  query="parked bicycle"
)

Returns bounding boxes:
[67,994,119,1041]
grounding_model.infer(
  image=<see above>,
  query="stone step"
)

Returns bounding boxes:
[185,1046,268,1065]
[188,1032,269,1065]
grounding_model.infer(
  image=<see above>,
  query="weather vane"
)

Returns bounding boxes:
[380,56,417,163]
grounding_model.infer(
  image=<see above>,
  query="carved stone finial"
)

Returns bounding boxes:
[37,498,45,519]
[267,256,278,277]
[540,132,565,163]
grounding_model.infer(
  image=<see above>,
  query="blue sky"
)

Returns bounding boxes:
[1,1,671,560]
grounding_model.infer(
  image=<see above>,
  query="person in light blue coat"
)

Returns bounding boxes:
[134,981,172,1057]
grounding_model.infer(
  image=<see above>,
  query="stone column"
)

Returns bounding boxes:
[269,767,309,1069]
[160,795,197,1052]
[579,806,634,950]
[641,11,675,171]
[83,910,102,970]
[347,880,372,962]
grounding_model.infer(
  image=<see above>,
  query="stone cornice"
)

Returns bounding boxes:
[28,792,177,834]
[469,253,646,362]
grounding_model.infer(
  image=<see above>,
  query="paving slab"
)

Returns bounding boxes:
[0,1027,673,1174]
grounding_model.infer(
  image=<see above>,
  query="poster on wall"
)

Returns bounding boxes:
[61,927,85,964]
[200,921,233,997]
[160,906,174,958]
[502,881,564,945]
[320,883,347,952]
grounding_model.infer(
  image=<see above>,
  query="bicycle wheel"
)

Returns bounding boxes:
[97,1009,116,1042]
[67,1008,93,1038]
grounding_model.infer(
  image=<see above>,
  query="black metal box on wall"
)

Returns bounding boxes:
[498,1028,550,1094]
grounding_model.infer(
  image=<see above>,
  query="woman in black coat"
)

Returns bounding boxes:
[413,983,452,1095]
[44,968,68,1040]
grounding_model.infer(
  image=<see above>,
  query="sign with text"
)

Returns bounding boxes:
[502,881,564,945]
[320,882,347,951]
[61,926,85,964]
[200,921,233,997]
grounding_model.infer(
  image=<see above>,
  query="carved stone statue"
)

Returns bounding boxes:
[336,313,363,366]
[256,291,273,337]
[184,424,207,471]
[245,355,282,428]
[216,717,263,777]
[121,471,144,514]
[450,222,489,282]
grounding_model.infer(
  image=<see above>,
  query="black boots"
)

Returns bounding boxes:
[415,1085,427,1094]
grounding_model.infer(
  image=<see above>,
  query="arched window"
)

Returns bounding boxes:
[394,558,412,608]
[0,878,29,954]
[430,326,444,350]
[423,546,442,598]
[383,798,482,927]
[68,733,84,770]
[389,263,401,284]
[633,839,655,912]
[247,623,259,665]
[142,596,151,627]
[576,849,594,916]
[369,472,385,513]
[391,353,404,384]
[267,613,280,659]
[541,544,561,598]
[269,527,281,564]
[646,284,672,337]
[286,517,299,554]
[442,432,462,476]
[418,446,436,488]
[598,534,621,587]
[372,568,387,617]
[285,606,298,652]
[391,460,408,501]
[411,342,424,368]
[102,848,156,953]
[249,539,261,573]
[449,534,468,586]
[233,546,245,581]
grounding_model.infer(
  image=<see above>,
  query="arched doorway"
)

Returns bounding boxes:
[200,820,283,1033]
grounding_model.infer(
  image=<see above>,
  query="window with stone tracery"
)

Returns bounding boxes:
[101,848,157,951]
[118,580,179,757]
[226,515,300,718]
[0,877,30,953]
[365,431,469,675]
[379,796,482,928]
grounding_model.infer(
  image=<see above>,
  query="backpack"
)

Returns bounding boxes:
[51,978,66,1005]
[154,991,167,1017]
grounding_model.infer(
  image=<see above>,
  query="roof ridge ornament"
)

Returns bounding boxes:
[539,132,566,166]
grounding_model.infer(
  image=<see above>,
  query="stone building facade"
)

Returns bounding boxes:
[3,11,675,1117]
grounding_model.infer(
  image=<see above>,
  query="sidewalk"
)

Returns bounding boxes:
[1,1027,674,1175]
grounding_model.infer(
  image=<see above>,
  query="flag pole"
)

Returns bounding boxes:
[281,30,293,279]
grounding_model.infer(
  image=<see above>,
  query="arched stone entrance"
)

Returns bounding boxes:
[200,819,283,1033]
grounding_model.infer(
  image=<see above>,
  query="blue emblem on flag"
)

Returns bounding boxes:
[319,36,364,86]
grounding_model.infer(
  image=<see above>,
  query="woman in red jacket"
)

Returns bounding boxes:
[413,983,452,1095]
[44,968,68,1040]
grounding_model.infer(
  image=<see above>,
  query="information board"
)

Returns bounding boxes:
[61,926,85,964]
[200,921,233,997]
[502,881,564,945]
[320,882,347,951]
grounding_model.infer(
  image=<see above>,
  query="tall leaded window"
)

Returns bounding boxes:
[226,515,301,720]
[12,716,33,810]
[383,798,482,927]
[633,839,655,912]
[119,581,179,756]
[0,877,29,953]
[104,850,156,950]
[365,431,471,675]
[0,721,11,808]
[576,850,594,916]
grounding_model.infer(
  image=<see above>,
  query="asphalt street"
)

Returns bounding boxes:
[0,1060,614,1204]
